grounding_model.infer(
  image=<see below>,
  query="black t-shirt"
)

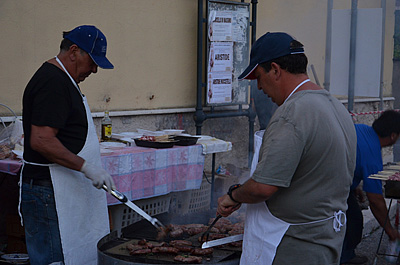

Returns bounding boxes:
[22,62,88,179]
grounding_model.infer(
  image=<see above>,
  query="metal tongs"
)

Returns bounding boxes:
[201,214,223,242]
[201,202,241,242]
[103,185,166,232]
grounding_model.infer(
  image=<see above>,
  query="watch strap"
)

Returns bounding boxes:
[227,184,241,203]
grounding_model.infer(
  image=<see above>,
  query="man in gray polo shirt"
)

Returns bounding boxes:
[217,32,356,265]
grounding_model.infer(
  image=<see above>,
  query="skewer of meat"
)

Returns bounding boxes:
[152,246,179,254]
[126,243,148,252]
[191,248,214,256]
[130,248,152,255]
[169,240,192,246]
[174,255,202,264]
[174,244,194,252]
[136,239,154,248]
[169,227,184,238]
[166,224,184,238]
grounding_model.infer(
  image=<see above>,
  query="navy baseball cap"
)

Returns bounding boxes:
[238,32,304,80]
[64,25,114,69]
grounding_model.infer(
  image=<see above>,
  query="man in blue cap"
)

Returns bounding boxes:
[217,32,357,264]
[21,25,115,265]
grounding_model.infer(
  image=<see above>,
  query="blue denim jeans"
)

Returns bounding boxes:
[21,182,64,265]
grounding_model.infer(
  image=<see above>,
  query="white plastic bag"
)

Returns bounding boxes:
[0,118,23,159]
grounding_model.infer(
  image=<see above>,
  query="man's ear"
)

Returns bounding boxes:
[270,62,281,79]
[69,44,80,61]
[391,133,395,140]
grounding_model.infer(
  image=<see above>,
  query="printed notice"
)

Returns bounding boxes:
[207,72,232,104]
[208,11,233,42]
[232,9,249,42]
[208,42,233,73]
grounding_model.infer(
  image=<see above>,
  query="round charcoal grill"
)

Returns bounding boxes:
[97,211,241,265]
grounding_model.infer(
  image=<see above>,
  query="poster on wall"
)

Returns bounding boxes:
[208,42,233,73]
[208,11,233,42]
[207,72,232,104]
[206,0,250,106]
[232,8,249,42]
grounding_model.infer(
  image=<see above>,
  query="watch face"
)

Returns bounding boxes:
[229,184,240,191]
[227,184,241,204]
[228,184,241,195]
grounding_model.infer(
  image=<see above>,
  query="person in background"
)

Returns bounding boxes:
[21,25,116,265]
[216,32,357,265]
[340,110,400,265]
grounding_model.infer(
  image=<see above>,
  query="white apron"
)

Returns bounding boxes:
[243,122,345,265]
[19,57,109,265]
[240,202,345,265]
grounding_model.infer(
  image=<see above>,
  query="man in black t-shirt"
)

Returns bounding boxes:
[21,25,115,265]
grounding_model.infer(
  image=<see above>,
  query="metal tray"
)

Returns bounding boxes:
[172,136,200,146]
[134,139,176,149]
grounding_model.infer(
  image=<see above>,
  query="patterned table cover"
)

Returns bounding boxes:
[101,144,205,205]
[0,157,22,175]
[0,144,205,206]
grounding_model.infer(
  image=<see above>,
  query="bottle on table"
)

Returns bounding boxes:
[101,111,112,141]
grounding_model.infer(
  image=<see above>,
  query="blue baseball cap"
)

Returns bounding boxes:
[238,32,304,80]
[64,25,114,69]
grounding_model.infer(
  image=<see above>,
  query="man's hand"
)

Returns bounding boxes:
[80,161,116,191]
[354,187,366,203]
[367,192,400,241]
[217,194,241,217]
[387,226,400,241]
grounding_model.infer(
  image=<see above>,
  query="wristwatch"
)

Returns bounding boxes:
[227,184,241,203]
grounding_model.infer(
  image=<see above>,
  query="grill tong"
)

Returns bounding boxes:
[103,185,166,232]
[201,202,241,242]
[201,214,222,242]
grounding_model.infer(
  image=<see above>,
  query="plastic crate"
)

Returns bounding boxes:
[170,176,211,215]
[109,194,171,234]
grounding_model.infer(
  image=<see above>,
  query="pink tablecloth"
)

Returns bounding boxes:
[0,157,22,175]
[0,144,205,205]
[101,145,205,205]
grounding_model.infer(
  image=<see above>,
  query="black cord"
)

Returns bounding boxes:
[203,171,212,184]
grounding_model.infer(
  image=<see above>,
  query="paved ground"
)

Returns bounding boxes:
[354,200,399,265]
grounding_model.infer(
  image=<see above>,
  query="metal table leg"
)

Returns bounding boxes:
[210,153,216,208]
[374,199,394,262]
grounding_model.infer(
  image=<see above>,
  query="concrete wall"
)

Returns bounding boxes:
[0,0,396,115]
[0,0,199,113]
[256,0,396,98]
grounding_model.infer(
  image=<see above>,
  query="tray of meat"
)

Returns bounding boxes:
[104,238,233,264]
[134,135,177,149]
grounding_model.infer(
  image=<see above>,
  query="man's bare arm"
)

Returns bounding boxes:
[217,178,278,217]
[30,125,84,171]
[367,192,400,241]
